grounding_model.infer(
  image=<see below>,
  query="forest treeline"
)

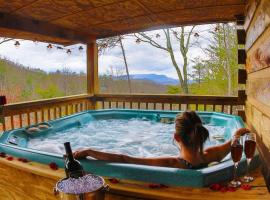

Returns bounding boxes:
[0,58,168,103]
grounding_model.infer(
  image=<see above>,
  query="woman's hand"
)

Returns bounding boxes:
[234,128,250,137]
[73,149,88,159]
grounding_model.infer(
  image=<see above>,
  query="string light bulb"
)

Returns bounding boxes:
[66,49,71,55]
[78,46,83,52]
[14,41,20,48]
[47,44,53,49]
[194,33,199,37]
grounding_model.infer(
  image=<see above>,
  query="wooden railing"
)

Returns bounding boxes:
[94,94,245,114]
[0,94,93,131]
[0,93,246,131]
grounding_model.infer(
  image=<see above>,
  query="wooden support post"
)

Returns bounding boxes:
[238,69,247,84]
[238,49,246,64]
[87,41,99,110]
[237,29,246,45]
[238,90,247,101]
[237,110,246,121]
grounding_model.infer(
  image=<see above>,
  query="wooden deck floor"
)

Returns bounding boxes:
[0,157,269,200]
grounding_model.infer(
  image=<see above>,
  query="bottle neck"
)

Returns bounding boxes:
[64,142,75,161]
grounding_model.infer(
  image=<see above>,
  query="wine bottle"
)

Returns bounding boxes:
[64,142,84,178]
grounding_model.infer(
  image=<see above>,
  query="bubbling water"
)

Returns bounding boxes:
[27,118,227,157]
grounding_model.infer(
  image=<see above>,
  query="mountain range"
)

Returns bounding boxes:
[118,74,179,85]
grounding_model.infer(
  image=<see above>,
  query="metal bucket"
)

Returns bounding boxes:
[54,174,109,200]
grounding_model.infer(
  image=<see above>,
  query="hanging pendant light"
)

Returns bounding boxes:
[14,41,20,48]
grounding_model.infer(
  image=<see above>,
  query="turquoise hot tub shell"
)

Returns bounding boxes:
[0,109,260,187]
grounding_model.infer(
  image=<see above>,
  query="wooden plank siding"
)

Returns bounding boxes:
[245,0,270,189]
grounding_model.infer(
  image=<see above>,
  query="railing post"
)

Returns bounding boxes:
[87,40,99,110]
[0,96,7,131]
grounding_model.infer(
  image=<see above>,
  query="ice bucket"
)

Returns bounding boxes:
[54,174,109,200]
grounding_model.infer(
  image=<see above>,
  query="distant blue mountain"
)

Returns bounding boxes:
[117,74,179,85]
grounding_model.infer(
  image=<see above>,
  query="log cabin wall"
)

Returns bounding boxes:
[244,0,270,189]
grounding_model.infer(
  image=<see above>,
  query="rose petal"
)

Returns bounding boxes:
[148,184,160,189]
[109,178,119,184]
[0,152,6,158]
[49,162,58,170]
[220,186,228,193]
[6,156,13,161]
[241,184,251,190]
[227,186,237,192]
[209,183,221,191]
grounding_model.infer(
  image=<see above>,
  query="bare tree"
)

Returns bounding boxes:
[98,36,132,93]
[134,27,197,94]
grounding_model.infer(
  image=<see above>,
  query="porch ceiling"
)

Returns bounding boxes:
[0,0,246,44]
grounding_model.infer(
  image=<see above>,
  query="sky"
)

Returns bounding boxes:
[0,24,214,79]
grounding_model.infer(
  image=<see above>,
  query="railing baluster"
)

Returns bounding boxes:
[102,101,105,109]
[230,105,233,114]
[34,112,38,124]
[170,104,172,110]
[138,102,140,109]
[154,103,156,110]
[204,104,206,111]
[196,104,198,111]
[130,102,132,109]
[19,114,23,128]
[2,118,6,131]
[48,108,51,120]
[146,102,148,110]
[161,103,164,110]
[60,106,63,117]
[27,112,31,125]
[53,107,57,118]
[65,105,68,115]
[109,101,111,109]
[178,104,181,110]
[221,105,224,113]
[123,102,126,109]
[116,101,119,109]
[11,115,14,129]
[213,104,216,112]
[41,110,44,122]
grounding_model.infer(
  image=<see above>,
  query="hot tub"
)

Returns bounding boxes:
[0,109,260,187]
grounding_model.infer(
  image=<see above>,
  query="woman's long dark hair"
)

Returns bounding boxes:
[175,111,209,153]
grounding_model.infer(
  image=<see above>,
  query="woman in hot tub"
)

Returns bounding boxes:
[74,111,249,169]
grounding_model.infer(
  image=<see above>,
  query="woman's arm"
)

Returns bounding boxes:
[73,148,185,168]
[202,128,250,163]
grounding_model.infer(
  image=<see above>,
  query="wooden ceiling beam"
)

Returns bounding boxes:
[0,12,94,44]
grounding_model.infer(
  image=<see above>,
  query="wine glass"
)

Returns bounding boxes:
[242,133,256,182]
[229,135,243,187]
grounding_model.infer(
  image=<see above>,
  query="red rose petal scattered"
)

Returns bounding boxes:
[148,184,160,189]
[160,184,169,188]
[17,158,29,163]
[0,152,6,158]
[21,158,29,163]
[209,183,222,191]
[49,162,58,170]
[227,186,237,192]
[6,156,13,161]
[241,184,251,190]
[220,186,228,193]
[109,178,119,184]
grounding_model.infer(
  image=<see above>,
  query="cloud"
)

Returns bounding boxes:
[0,24,213,79]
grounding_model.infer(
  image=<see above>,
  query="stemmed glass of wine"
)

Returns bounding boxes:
[242,132,256,182]
[229,135,243,187]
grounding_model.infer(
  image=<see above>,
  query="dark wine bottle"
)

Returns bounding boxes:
[64,142,84,178]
